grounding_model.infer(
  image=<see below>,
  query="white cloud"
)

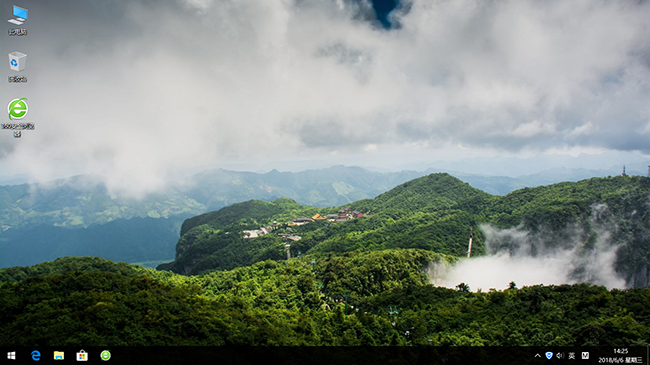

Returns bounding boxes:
[567,121,595,136]
[508,120,557,138]
[1,0,649,193]
[430,222,627,291]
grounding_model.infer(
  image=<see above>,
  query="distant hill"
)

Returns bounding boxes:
[0,174,204,230]
[179,166,427,211]
[160,174,650,288]
[447,167,614,196]
[0,216,188,267]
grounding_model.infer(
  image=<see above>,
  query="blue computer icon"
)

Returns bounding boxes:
[8,5,27,25]
[14,5,27,18]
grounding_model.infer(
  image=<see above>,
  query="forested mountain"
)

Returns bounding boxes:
[2,167,647,269]
[2,174,650,347]
[160,174,650,288]
[1,256,648,346]
[2,166,627,231]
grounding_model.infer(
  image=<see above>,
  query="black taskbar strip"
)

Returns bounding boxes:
[0,346,646,365]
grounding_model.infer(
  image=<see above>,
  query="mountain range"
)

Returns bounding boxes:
[1,165,645,268]
[159,173,650,288]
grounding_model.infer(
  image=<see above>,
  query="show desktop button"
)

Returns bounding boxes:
[30,350,40,361]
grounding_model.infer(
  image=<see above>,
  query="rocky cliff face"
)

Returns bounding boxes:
[629,265,650,288]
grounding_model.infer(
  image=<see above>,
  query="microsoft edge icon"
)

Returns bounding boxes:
[545,352,553,360]
[31,350,41,361]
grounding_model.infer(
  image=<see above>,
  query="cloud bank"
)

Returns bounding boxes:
[1,0,649,193]
[430,215,628,291]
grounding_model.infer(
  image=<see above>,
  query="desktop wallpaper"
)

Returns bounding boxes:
[1,0,650,357]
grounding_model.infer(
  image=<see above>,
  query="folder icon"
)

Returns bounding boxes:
[54,351,64,360]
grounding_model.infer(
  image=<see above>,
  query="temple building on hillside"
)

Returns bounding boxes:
[290,217,312,226]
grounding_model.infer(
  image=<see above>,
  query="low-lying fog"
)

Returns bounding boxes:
[430,209,628,291]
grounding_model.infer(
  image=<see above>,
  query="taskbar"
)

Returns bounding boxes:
[0,346,647,364]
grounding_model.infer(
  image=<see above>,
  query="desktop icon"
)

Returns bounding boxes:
[8,52,26,71]
[31,351,41,361]
[77,350,88,361]
[545,352,553,360]
[7,351,16,360]
[54,351,64,360]
[7,98,28,120]
[7,5,27,25]
[100,350,111,361]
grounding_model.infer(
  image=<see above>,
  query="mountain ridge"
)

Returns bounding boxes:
[160,174,650,288]
[2,166,647,269]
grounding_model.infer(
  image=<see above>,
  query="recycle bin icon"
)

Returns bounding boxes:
[8,51,26,72]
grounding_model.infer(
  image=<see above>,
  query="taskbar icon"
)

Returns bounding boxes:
[77,349,88,361]
[101,350,111,361]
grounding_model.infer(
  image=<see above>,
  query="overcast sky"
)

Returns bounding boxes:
[2,0,649,194]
